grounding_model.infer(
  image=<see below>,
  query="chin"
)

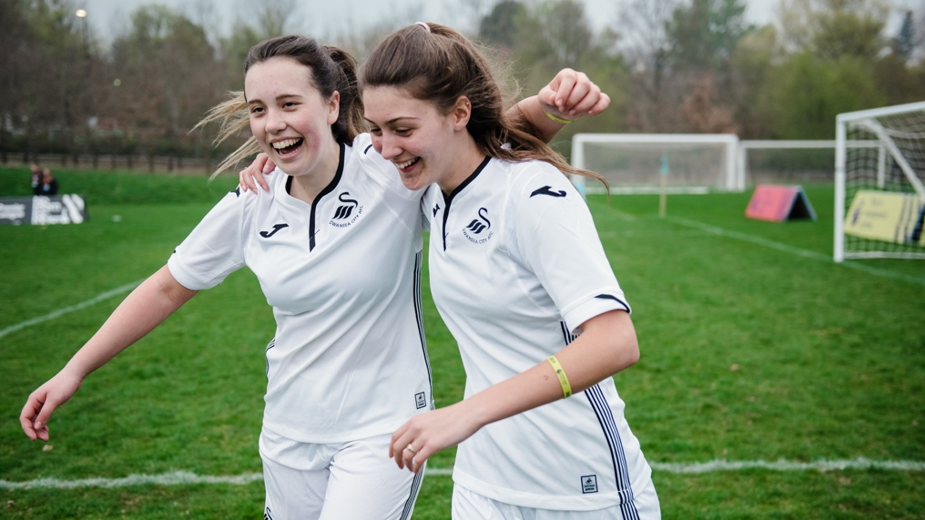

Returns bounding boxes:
[398,173,422,191]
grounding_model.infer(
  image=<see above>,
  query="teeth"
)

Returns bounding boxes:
[396,158,418,169]
[272,138,300,150]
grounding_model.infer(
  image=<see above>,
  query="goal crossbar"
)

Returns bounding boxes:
[571,133,740,193]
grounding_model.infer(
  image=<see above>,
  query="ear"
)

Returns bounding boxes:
[327,91,341,125]
[451,96,471,130]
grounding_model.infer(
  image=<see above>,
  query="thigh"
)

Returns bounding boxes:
[262,455,329,520]
[319,433,424,520]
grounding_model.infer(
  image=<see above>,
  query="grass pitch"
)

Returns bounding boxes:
[1,168,923,519]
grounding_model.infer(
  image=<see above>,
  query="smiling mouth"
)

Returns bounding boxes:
[395,157,420,170]
[272,138,303,157]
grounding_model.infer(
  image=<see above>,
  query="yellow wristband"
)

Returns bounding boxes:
[546,355,572,399]
[543,110,575,125]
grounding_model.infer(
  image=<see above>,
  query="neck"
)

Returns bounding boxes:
[438,135,485,197]
[289,138,341,204]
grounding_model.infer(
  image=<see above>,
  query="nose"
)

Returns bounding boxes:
[377,132,401,160]
[265,108,286,134]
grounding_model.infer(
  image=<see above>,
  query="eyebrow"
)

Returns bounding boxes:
[364,116,419,125]
[247,94,303,105]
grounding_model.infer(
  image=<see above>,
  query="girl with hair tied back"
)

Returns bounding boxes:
[22,32,611,520]
[359,22,661,519]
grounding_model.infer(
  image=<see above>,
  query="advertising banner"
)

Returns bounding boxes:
[0,195,89,225]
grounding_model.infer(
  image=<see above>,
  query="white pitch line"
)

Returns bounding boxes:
[649,457,925,474]
[0,471,264,490]
[667,217,925,286]
[0,279,144,340]
[2,458,922,490]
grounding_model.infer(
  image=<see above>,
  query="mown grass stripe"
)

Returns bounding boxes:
[3,459,922,490]
[668,216,925,286]
[0,279,144,339]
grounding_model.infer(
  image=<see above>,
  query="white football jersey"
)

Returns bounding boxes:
[423,157,653,512]
[168,134,433,444]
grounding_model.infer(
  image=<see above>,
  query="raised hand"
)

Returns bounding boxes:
[538,68,611,121]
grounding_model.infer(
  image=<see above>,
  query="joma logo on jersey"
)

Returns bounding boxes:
[531,185,567,198]
[259,223,289,238]
[330,192,363,228]
[462,207,494,244]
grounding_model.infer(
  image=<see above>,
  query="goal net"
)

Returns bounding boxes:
[835,101,925,262]
[570,134,740,195]
[738,140,836,187]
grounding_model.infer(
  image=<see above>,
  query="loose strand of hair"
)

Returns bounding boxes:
[191,90,257,179]
[193,91,248,147]
[210,137,263,181]
[485,122,608,190]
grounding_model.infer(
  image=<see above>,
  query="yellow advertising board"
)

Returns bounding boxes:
[844,190,924,245]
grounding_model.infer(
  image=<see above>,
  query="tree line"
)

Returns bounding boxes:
[1,0,923,171]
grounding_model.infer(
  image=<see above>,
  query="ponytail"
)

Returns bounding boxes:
[324,45,365,146]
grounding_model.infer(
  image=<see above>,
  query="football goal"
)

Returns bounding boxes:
[834,101,925,262]
[570,133,740,195]
[737,140,836,187]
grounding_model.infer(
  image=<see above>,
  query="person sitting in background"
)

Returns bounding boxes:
[36,167,58,196]
[30,164,42,194]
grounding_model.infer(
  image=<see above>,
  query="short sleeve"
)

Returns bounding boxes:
[514,167,629,333]
[167,189,248,290]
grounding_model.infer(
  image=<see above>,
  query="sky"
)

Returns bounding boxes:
[74,0,918,44]
[76,0,781,40]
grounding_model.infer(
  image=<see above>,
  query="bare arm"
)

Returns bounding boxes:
[389,309,638,472]
[20,265,198,441]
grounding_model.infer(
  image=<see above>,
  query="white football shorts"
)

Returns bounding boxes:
[260,429,424,520]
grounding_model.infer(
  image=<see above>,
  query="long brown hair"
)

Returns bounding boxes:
[358,22,605,185]
[196,35,364,177]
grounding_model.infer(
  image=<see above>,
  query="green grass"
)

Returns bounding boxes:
[0,165,239,204]
[2,168,924,519]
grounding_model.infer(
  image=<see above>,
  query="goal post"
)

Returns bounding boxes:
[834,101,925,262]
[570,133,740,195]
